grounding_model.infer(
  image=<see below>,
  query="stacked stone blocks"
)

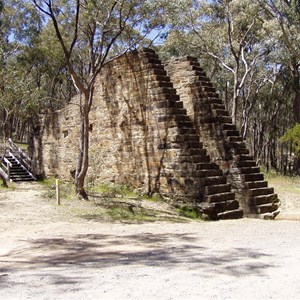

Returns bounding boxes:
[37,48,279,220]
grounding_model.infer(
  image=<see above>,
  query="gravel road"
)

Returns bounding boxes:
[1,182,300,300]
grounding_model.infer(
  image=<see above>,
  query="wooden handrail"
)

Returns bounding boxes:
[7,138,32,171]
[0,156,10,180]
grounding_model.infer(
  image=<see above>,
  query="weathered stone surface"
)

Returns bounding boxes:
[165,55,280,218]
[34,48,280,219]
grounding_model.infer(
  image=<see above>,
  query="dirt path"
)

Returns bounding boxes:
[1,182,300,300]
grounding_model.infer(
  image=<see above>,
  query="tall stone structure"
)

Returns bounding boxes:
[36,48,280,220]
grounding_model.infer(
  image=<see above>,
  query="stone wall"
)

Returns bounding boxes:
[35,48,279,219]
[165,57,280,218]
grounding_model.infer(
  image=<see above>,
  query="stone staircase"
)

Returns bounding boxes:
[165,56,279,219]
[139,48,243,220]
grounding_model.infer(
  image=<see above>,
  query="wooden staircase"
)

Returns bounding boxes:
[0,139,36,182]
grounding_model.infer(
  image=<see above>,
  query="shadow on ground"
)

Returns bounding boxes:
[0,232,274,289]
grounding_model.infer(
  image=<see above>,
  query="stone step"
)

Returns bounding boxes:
[216,116,232,123]
[201,86,216,93]
[236,154,254,161]
[177,127,197,135]
[222,123,237,131]
[218,208,244,220]
[197,169,224,177]
[249,187,274,197]
[228,136,243,142]
[245,181,268,189]
[212,103,225,110]
[207,192,235,203]
[177,121,194,128]
[180,148,207,156]
[178,155,210,164]
[152,74,171,82]
[198,75,209,82]
[186,140,202,148]
[236,160,257,168]
[197,163,219,170]
[243,173,264,182]
[215,109,229,117]
[203,91,217,98]
[213,199,240,213]
[191,65,204,72]
[227,141,247,149]
[152,68,167,76]
[233,148,250,155]
[204,176,227,186]
[225,130,240,137]
[168,108,187,115]
[169,134,199,143]
[239,166,261,174]
[208,97,223,105]
[249,194,279,206]
[250,202,280,214]
[260,210,280,220]
[205,184,232,195]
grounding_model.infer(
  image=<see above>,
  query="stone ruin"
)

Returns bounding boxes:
[34,48,280,220]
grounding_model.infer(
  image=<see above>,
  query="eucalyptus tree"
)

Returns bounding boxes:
[32,0,168,198]
[258,0,300,124]
[161,0,275,134]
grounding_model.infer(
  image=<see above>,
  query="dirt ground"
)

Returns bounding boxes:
[1,180,300,300]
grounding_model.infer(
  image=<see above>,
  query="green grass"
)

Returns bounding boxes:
[265,172,300,195]
[176,205,205,220]
[0,181,16,191]
[40,179,205,223]
[87,183,138,198]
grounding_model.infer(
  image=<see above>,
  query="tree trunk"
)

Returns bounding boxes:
[0,167,8,188]
[0,174,8,187]
[291,62,300,123]
[74,93,90,200]
[231,71,239,125]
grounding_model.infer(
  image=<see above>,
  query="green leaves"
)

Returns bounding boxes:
[280,124,300,157]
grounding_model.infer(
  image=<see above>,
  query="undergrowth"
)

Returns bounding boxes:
[40,178,197,223]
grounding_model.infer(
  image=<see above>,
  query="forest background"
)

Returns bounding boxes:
[1,0,300,192]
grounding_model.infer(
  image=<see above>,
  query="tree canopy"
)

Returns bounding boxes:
[1,0,300,180]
